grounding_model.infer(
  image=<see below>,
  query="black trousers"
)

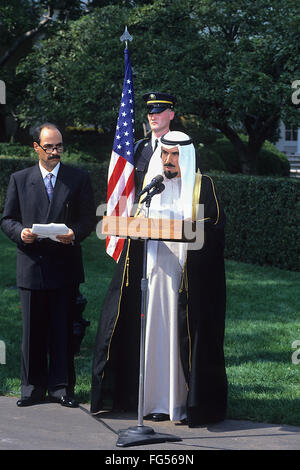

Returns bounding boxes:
[19,286,77,399]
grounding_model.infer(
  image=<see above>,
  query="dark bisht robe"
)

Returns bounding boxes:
[91,174,227,427]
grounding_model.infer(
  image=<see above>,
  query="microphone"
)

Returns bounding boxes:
[140,182,165,204]
[138,175,164,198]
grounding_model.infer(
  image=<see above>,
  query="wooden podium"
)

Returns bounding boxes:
[103,214,183,446]
[101,215,197,242]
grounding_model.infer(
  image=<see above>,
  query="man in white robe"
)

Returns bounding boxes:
[142,131,196,421]
[91,131,227,427]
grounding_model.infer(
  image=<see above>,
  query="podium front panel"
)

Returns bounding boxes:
[101,216,193,241]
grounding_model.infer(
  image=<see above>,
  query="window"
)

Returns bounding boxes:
[285,124,298,141]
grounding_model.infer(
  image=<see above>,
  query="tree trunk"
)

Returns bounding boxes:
[218,123,260,174]
[0,17,50,67]
[240,145,259,174]
[0,114,7,141]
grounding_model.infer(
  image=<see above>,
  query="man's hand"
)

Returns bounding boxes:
[56,229,75,244]
[21,228,38,244]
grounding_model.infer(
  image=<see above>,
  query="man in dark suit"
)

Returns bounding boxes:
[1,123,95,407]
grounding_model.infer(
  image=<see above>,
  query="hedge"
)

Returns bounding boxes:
[212,173,300,272]
[0,156,109,213]
[0,157,299,272]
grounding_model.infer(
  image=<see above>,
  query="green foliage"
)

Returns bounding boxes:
[257,141,290,177]
[0,1,84,131]
[212,172,300,272]
[0,143,35,158]
[14,0,300,174]
[0,156,109,213]
[0,141,103,163]
[0,156,35,211]
[63,127,114,163]
[0,1,40,47]
[1,154,299,272]
[199,136,290,176]
[16,5,130,130]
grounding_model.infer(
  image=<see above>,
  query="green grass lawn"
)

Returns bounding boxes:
[0,229,300,426]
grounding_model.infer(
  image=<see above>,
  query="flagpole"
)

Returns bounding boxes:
[116,27,181,448]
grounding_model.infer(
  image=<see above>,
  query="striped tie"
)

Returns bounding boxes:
[45,173,54,201]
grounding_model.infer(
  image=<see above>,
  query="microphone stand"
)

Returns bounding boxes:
[116,187,181,447]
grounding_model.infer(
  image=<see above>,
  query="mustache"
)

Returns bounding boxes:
[48,155,61,160]
[164,163,176,168]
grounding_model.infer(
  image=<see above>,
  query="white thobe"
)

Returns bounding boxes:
[143,178,188,421]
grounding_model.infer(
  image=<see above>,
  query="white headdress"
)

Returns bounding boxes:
[141,131,196,274]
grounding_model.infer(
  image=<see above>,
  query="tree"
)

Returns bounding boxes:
[15,0,300,173]
[16,5,130,131]
[0,1,85,67]
[130,0,300,173]
[0,0,143,141]
[0,0,86,140]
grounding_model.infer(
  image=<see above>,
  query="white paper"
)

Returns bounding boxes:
[31,223,69,242]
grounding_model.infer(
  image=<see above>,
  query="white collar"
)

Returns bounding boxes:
[151,134,160,150]
[39,161,60,179]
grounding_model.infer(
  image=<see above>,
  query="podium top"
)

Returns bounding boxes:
[101,215,199,242]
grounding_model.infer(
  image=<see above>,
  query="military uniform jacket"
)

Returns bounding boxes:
[134,136,153,199]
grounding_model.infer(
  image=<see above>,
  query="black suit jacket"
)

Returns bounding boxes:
[1,162,96,289]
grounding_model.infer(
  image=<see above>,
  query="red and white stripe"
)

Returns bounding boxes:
[106,151,135,262]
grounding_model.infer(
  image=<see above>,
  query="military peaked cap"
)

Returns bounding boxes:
[143,92,176,114]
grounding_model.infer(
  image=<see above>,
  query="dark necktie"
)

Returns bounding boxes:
[45,173,54,201]
[153,139,158,152]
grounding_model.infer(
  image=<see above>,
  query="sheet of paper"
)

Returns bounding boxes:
[31,223,69,242]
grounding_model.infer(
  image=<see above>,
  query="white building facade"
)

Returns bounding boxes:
[276,122,300,156]
[275,121,300,176]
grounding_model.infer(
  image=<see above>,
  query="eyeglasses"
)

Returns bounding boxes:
[35,141,64,154]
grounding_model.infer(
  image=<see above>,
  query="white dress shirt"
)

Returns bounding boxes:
[39,161,60,189]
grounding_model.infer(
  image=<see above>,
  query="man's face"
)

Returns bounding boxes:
[147,109,174,137]
[33,127,63,171]
[161,145,181,179]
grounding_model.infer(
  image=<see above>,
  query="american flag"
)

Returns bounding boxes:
[106,48,135,262]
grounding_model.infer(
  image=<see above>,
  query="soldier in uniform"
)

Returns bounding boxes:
[134,92,176,196]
